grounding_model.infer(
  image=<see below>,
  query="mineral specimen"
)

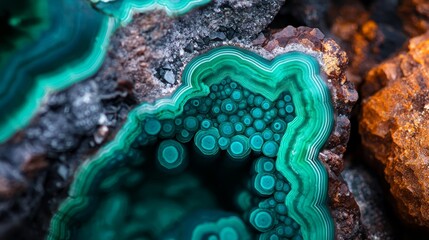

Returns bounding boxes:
[329,1,407,86]
[0,1,284,238]
[399,0,429,37]
[0,1,368,239]
[48,46,334,240]
[256,26,364,239]
[0,0,209,143]
[360,31,429,228]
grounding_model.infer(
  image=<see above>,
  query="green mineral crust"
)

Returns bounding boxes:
[48,46,334,240]
[0,0,209,143]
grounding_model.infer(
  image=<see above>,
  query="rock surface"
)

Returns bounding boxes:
[360,31,429,228]
[0,1,285,239]
[343,164,395,239]
[256,26,364,239]
[399,0,429,37]
[329,0,407,86]
[1,1,369,239]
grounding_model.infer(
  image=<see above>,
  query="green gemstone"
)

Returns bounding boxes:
[49,47,334,240]
[254,157,275,173]
[157,140,186,170]
[234,122,245,133]
[285,104,294,113]
[160,120,176,138]
[220,226,239,240]
[227,135,250,160]
[220,122,235,137]
[218,137,231,150]
[176,129,193,143]
[271,119,286,133]
[251,107,264,119]
[0,0,211,143]
[231,90,243,102]
[194,128,220,156]
[184,116,199,132]
[250,208,274,232]
[201,119,212,129]
[244,127,256,138]
[144,118,162,135]
[262,141,278,158]
[249,133,264,152]
[254,173,276,195]
[253,119,266,132]
[261,100,272,110]
[254,96,264,107]
[221,99,238,114]
[262,129,274,140]
[242,114,253,126]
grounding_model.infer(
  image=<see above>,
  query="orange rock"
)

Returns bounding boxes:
[360,31,429,228]
[330,3,388,86]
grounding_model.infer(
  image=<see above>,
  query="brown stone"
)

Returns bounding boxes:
[256,26,365,239]
[360,31,429,228]
[330,3,388,86]
[399,0,429,37]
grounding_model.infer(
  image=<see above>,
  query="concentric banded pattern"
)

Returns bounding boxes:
[0,0,210,142]
[49,46,334,240]
[91,0,211,24]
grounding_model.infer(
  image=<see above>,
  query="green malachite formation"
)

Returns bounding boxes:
[162,210,251,240]
[48,46,334,240]
[0,0,209,143]
[90,0,211,24]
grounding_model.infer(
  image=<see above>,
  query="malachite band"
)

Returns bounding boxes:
[48,46,334,240]
[91,0,211,24]
[0,0,210,143]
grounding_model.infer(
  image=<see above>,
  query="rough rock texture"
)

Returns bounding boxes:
[399,0,429,37]
[0,1,285,239]
[329,0,407,86]
[123,0,285,101]
[255,26,364,239]
[360,31,429,228]
[0,1,370,239]
[343,164,395,239]
[269,0,331,31]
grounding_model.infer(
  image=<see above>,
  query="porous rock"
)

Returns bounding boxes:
[360,31,429,228]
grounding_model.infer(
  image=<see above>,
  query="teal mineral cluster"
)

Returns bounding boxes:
[0,0,209,143]
[144,78,296,164]
[49,46,335,240]
[248,157,302,240]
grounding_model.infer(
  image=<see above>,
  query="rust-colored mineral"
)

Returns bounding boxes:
[330,2,405,87]
[360,31,429,228]
[399,0,429,37]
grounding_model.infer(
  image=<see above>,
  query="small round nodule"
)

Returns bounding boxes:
[249,208,275,232]
[254,173,276,196]
[157,140,186,170]
[144,118,161,135]
[227,135,250,160]
[249,133,264,152]
[194,128,220,156]
[262,141,279,158]
[219,226,239,240]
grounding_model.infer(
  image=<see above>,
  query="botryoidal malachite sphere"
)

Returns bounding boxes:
[48,46,335,240]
